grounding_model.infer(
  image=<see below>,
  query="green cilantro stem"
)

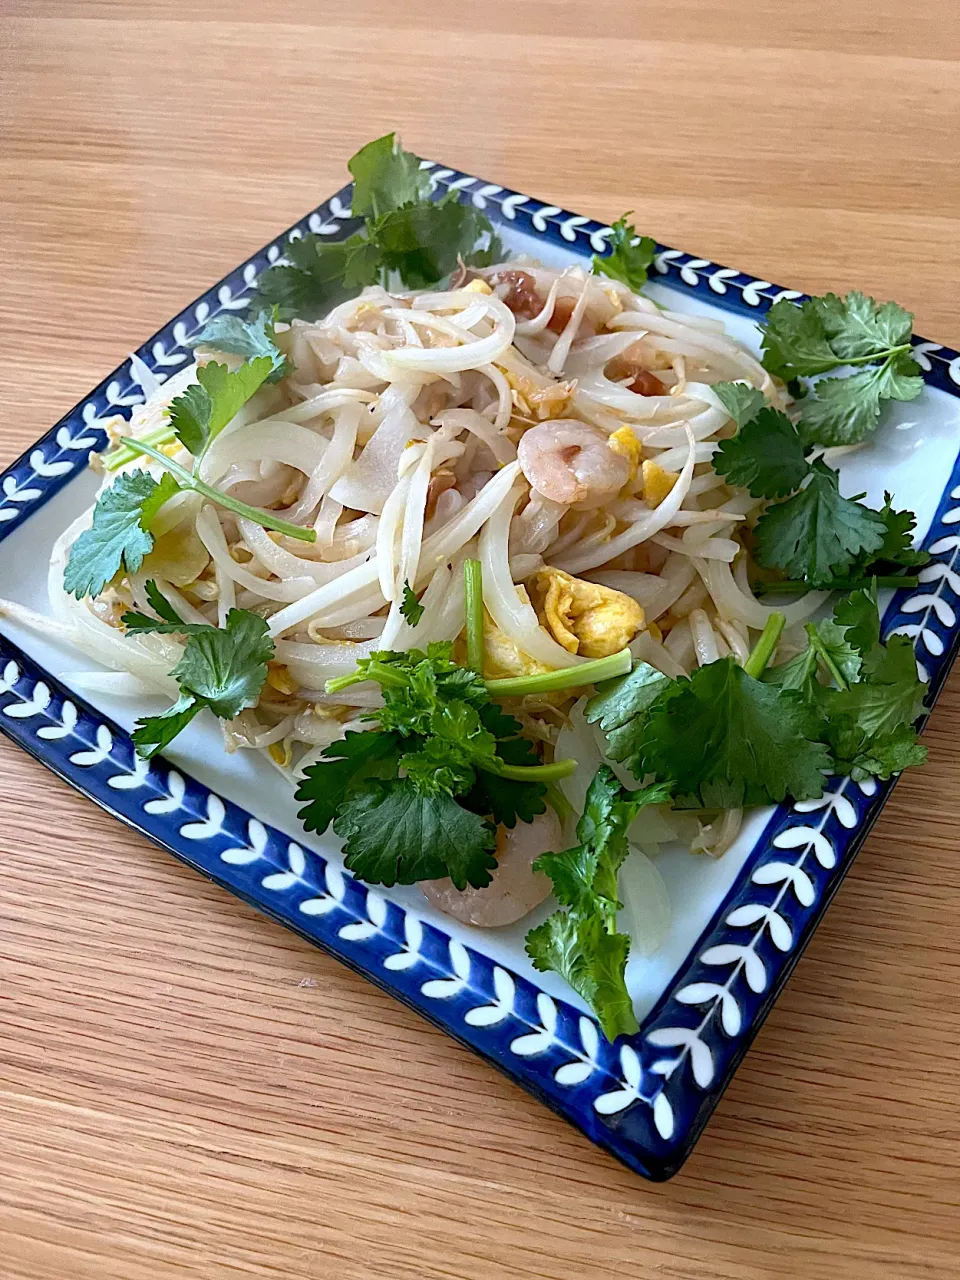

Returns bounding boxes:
[484,648,633,698]
[752,574,919,596]
[545,782,574,823]
[120,437,317,544]
[806,627,850,691]
[831,342,912,369]
[744,612,786,679]
[464,559,484,674]
[480,757,576,784]
[105,425,177,472]
[325,660,412,694]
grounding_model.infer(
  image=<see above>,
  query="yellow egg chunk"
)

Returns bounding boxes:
[532,567,645,658]
[642,459,679,508]
[481,600,553,680]
[608,426,642,480]
[268,740,293,768]
[266,664,299,696]
[463,278,493,294]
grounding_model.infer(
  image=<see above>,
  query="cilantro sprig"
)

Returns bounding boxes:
[588,590,927,803]
[760,291,924,447]
[591,214,657,292]
[255,134,502,320]
[120,582,274,758]
[75,355,315,597]
[399,579,424,626]
[526,767,672,1041]
[63,470,179,600]
[711,382,926,590]
[295,642,568,889]
[187,307,290,382]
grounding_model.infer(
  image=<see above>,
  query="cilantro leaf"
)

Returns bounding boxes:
[753,461,886,586]
[536,769,671,915]
[122,579,215,635]
[295,729,403,835]
[761,298,840,380]
[638,658,831,807]
[806,617,862,687]
[831,634,926,738]
[871,497,929,569]
[255,135,502,318]
[832,585,882,659]
[814,290,913,360]
[398,699,499,794]
[764,615,861,706]
[130,693,205,758]
[168,357,274,459]
[399,579,424,625]
[188,308,290,382]
[372,194,500,289]
[762,643,821,700]
[527,912,637,1042]
[584,661,672,767]
[827,721,927,782]
[797,352,924,448]
[348,132,431,220]
[334,778,497,889]
[760,292,923,446]
[461,726,547,827]
[712,380,767,427]
[308,645,555,885]
[713,406,812,498]
[256,233,384,322]
[840,495,929,582]
[63,469,179,599]
[591,214,657,292]
[132,608,274,758]
[526,768,670,1041]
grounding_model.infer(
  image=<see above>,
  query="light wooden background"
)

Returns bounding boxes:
[2,4,960,1277]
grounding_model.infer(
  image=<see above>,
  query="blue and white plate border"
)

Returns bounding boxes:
[1,166,959,1182]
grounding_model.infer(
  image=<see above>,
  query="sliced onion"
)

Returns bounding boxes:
[694,556,829,629]
[64,670,160,698]
[274,637,379,690]
[479,483,583,669]
[433,408,516,464]
[689,608,720,666]
[48,518,182,696]
[200,422,326,487]
[329,384,421,514]
[630,628,689,678]
[619,848,672,956]
[547,278,591,375]
[284,400,361,521]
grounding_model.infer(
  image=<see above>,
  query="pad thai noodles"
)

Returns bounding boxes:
[5,135,928,1040]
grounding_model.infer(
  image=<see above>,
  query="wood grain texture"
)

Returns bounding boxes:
[1,4,960,1276]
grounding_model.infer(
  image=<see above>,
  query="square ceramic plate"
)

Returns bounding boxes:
[2,164,959,1181]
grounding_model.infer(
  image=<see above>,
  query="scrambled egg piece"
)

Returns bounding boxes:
[463,278,493,294]
[532,567,644,658]
[482,596,553,679]
[268,740,293,768]
[266,664,298,696]
[608,426,642,482]
[642,459,679,508]
[500,367,576,423]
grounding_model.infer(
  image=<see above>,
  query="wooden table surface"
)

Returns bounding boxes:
[2,4,960,1277]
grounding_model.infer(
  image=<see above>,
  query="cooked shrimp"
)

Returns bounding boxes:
[420,807,561,927]
[517,419,630,509]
